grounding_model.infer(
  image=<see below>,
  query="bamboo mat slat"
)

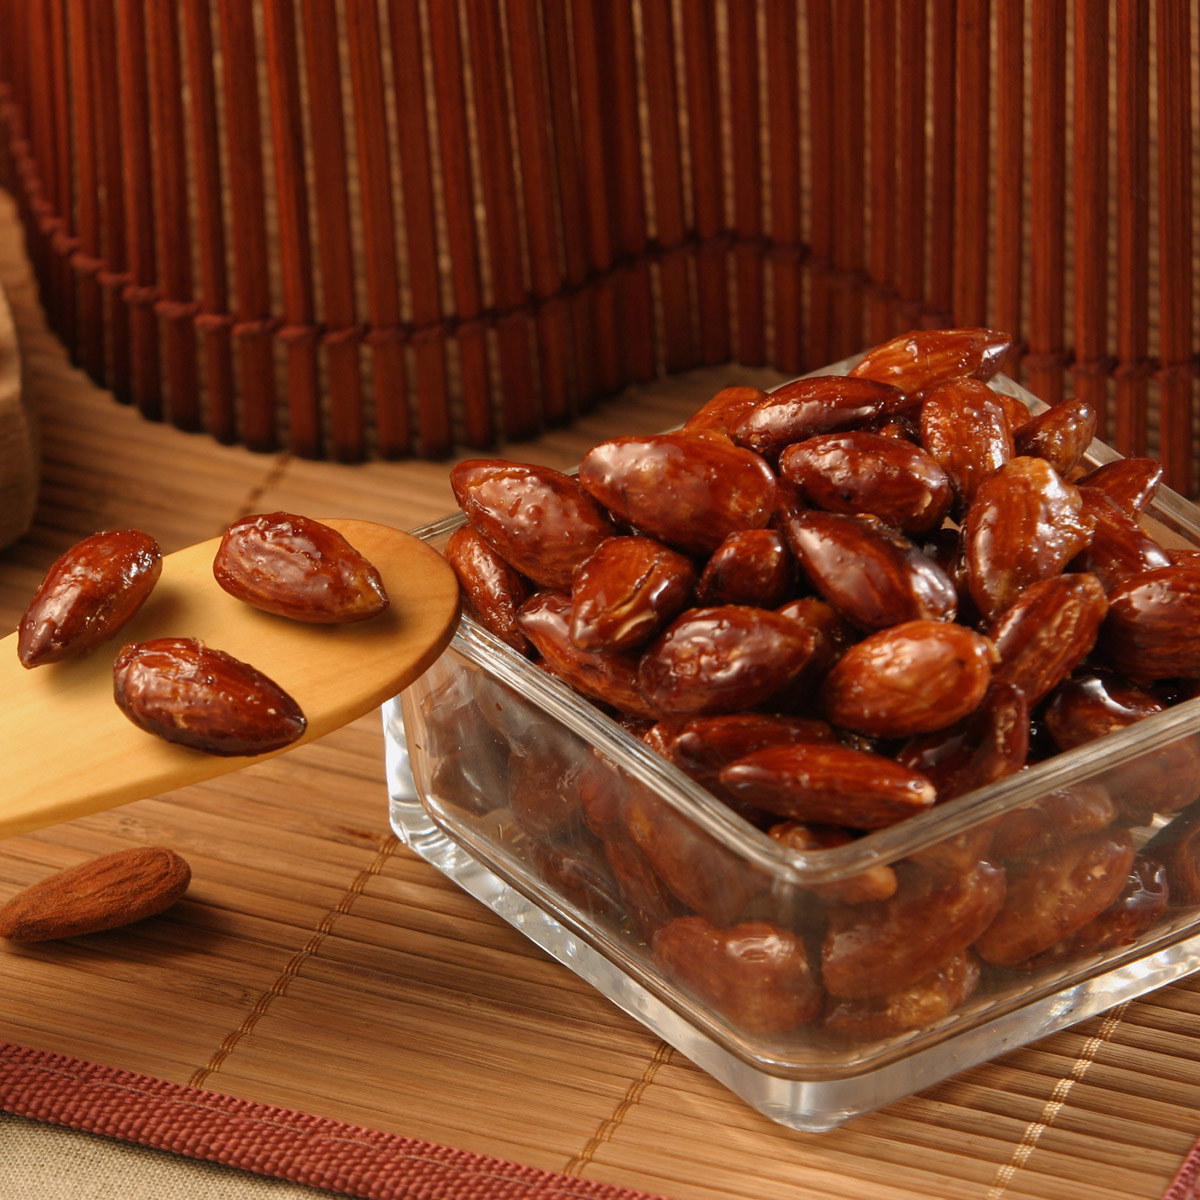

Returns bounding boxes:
[2,188,1200,1200]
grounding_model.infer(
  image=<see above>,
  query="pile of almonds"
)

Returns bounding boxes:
[442,328,1200,1042]
[2,512,387,943]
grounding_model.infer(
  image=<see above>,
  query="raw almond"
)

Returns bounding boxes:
[0,847,191,942]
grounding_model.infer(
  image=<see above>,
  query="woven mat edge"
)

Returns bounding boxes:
[1164,1136,1200,1200]
[0,1041,675,1200]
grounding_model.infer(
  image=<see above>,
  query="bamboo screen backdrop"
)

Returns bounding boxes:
[0,1,1196,494]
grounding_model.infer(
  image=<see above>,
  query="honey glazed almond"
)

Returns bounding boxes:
[441,327,1200,1043]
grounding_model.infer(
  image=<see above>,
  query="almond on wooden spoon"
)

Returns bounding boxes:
[0,517,460,839]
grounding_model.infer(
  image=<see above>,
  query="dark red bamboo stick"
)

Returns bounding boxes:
[894,0,927,333]
[116,0,162,420]
[427,0,492,448]
[925,0,956,331]
[864,0,898,347]
[388,0,452,456]
[952,0,990,330]
[181,0,235,444]
[596,0,656,383]
[47,0,78,357]
[542,0,598,410]
[93,0,133,404]
[299,0,365,461]
[465,0,540,441]
[570,0,623,397]
[682,0,731,369]
[1113,0,1150,459]
[1026,0,1067,406]
[66,0,104,384]
[216,0,277,450]
[727,0,765,365]
[146,0,200,433]
[805,0,835,366]
[992,0,1024,372]
[1153,0,1194,494]
[640,0,694,374]
[345,0,408,457]
[1070,0,1109,440]
[506,0,573,426]
[262,0,321,457]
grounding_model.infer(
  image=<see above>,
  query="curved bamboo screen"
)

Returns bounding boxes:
[0,1,1196,493]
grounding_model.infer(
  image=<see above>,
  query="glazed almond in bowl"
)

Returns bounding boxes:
[385,332,1200,1131]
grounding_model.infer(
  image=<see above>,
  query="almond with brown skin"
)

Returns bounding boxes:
[1012,395,1099,477]
[0,847,191,942]
[1099,564,1200,682]
[113,637,307,756]
[782,510,958,631]
[1041,668,1200,824]
[987,572,1108,706]
[450,460,615,589]
[974,828,1136,968]
[637,605,817,717]
[896,681,1029,802]
[962,455,1095,621]
[214,512,388,624]
[778,431,953,534]
[1145,807,1200,906]
[444,524,530,653]
[1076,457,1163,518]
[767,821,899,905]
[824,949,981,1040]
[680,385,769,439]
[652,915,823,1033]
[918,378,1014,513]
[1042,669,1165,751]
[848,327,1013,393]
[569,535,697,654]
[516,589,658,720]
[821,859,1007,998]
[578,432,777,556]
[1069,487,1172,593]
[1016,857,1169,970]
[623,785,766,926]
[18,529,162,667]
[820,619,996,739]
[729,376,903,460]
[986,782,1118,861]
[719,741,937,830]
[695,528,793,608]
[602,832,688,941]
[989,387,1037,434]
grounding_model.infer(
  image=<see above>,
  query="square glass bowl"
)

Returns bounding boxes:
[385,368,1200,1131]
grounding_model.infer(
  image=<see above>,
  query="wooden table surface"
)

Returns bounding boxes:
[1,186,1198,1200]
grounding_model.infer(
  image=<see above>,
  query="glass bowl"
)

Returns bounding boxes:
[385,366,1200,1131]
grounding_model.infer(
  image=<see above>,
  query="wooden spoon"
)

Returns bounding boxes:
[0,519,460,838]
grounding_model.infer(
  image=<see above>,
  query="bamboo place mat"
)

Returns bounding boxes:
[2,186,1200,1200]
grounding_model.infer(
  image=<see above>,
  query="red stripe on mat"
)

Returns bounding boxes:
[1164,1139,1200,1200]
[0,1042,674,1200]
